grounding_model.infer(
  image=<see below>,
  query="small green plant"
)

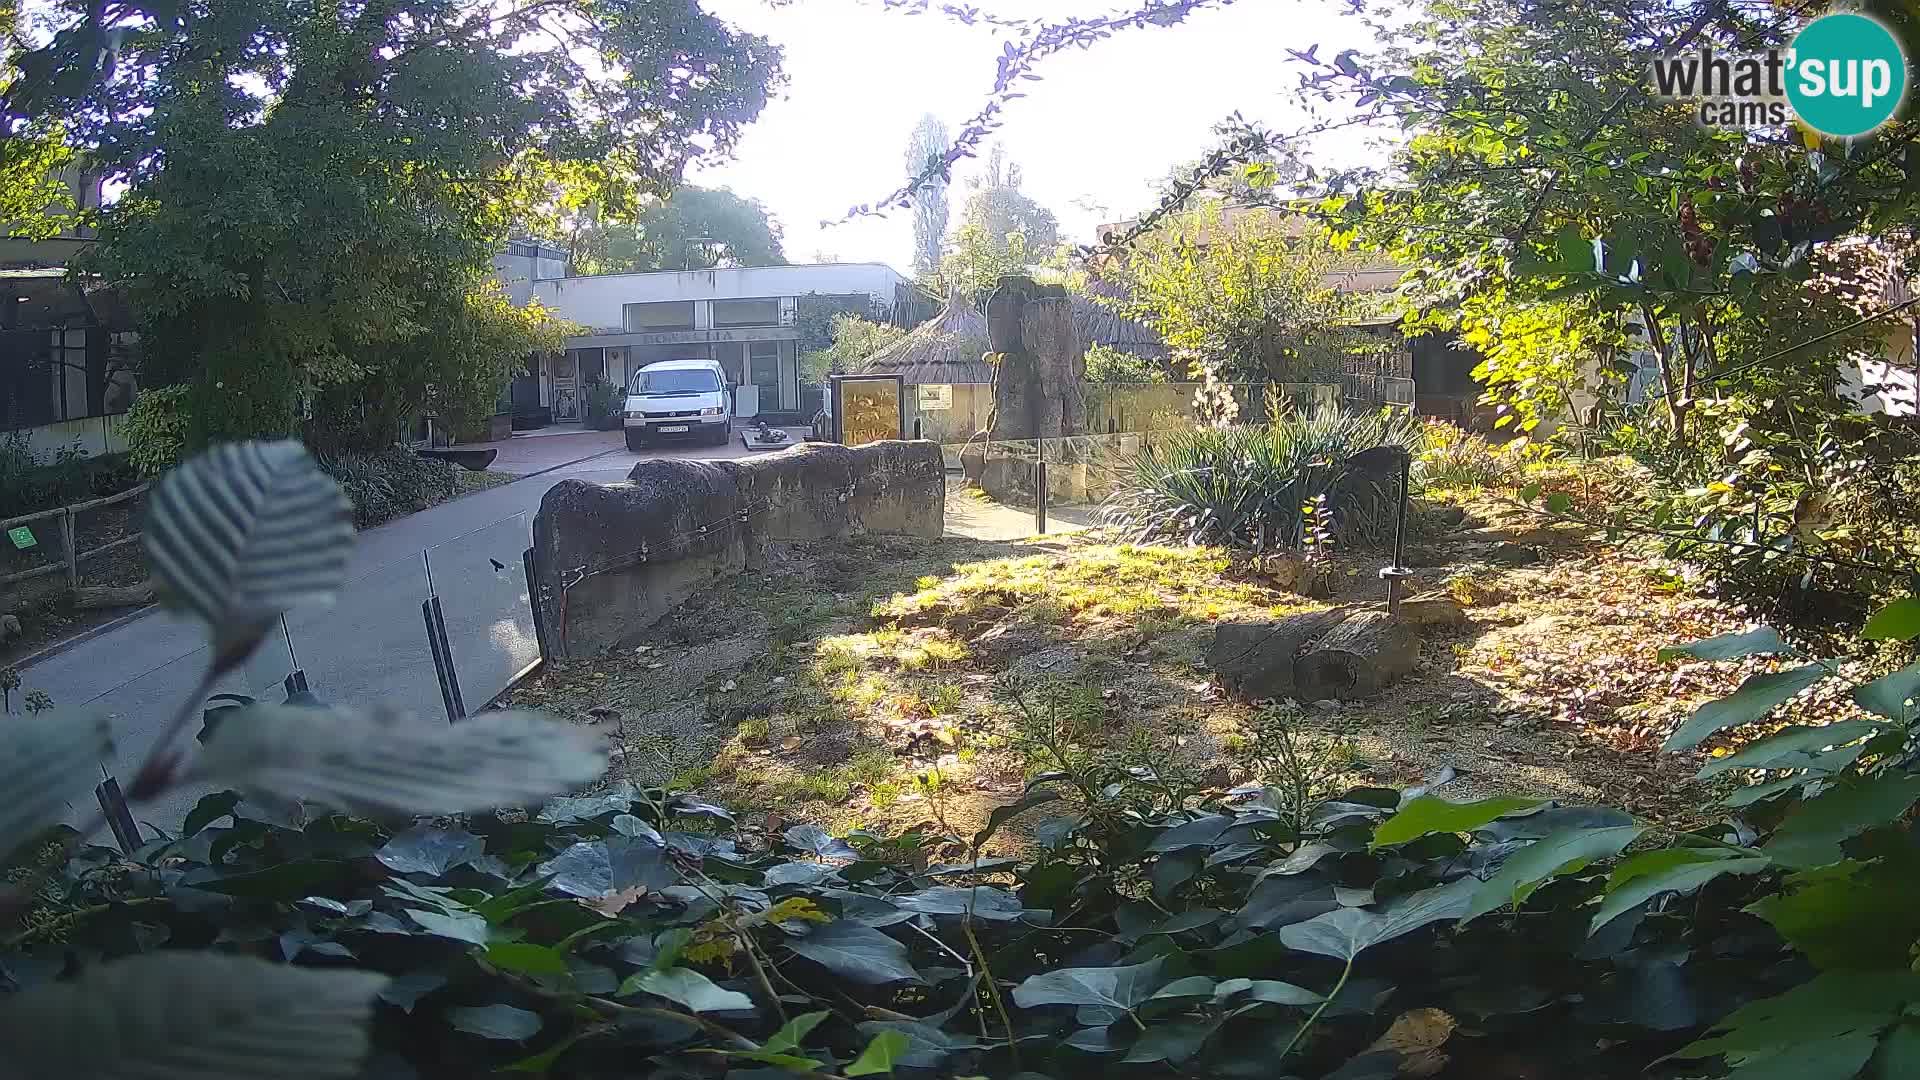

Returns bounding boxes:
[20,691,52,716]
[1233,701,1358,834]
[119,384,192,478]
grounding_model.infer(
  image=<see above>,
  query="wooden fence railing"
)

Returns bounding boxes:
[0,484,149,589]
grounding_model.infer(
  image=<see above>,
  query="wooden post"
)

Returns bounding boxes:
[61,507,78,590]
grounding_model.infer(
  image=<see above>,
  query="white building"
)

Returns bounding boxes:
[492,243,914,425]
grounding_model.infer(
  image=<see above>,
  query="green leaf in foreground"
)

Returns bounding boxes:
[1463,825,1645,922]
[447,1004,544,1041]
[846,1030,913,1076]
[1662,664,1827,751]
[1370,795,1543,848]
[1694,720,1885,779]
[620,967,753,1012]
[0,952,386,1080]
[1279,877,1475,961]
[143,440,355,661]
[190,705,606,816]
[1589,850,1768,934]
[1012,957,1167,1011]
[1855,660,1920,722]
[786,921,923,985]
[1862,597,1920,642]
[0,708,113,844]
[1762,775,1920,869]
[1657,626,1791,662]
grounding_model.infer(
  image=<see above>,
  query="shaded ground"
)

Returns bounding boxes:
[500,503,1851,858]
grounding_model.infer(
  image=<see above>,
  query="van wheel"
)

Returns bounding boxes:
[713,421,732,447]
[625,429,647,452]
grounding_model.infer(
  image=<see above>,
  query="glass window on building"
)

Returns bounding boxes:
[713,298,780,329]
[749,341,781,410]
[624,301,695,332]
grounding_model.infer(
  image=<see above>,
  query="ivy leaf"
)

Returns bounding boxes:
[0,708,113,844]
[1662,665,1828,751]
[845,1030,913,1076]
[406,909,490,946]
[1278,877,1476,961]
[1463,825,1645,922]
[486,943,568,977]
[182,790,242,837]
[1748,861,1920,970]
[970,788,1062,853]
[786,921,923,985]
[1012,958,1168,1011]
[1370,796,1543,848]
[785,824,858,860]
[1543,492,1573,514]
[1862,597,1920,641]
[1657,627,1792,661]
[1123,1019,1215,1064]
[0,953,385,1079]
[143,440,355,664]
[1674,971,1919,1069]
[620,967,753,1013]
[190,705,607,816]
[1855,661,1920,722]
[1763,775,1920,869]
[1589,850,1769,934]
[377,973,446,1013]
[447,1004,543,1041]
[763,1011,831,1055]
[376,826,484,876]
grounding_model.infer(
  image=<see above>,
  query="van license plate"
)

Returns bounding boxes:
[659,425,688,433]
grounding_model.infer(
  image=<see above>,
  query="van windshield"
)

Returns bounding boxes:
[631,368,721,396]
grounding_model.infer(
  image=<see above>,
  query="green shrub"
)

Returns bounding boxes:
[121,384,192,478]
[1100,404,1424,550]
[1414,421,1524,493]
[316,449,460,529]
[0,432,139,514]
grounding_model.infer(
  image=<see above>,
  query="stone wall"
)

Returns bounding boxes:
[532,440,944,656]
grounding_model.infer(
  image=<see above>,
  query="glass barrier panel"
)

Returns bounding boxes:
[429,514,539,713]
[281,551,440,719]
[77,644,252,833]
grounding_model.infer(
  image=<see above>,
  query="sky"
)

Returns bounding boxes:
[691,0,1384,272]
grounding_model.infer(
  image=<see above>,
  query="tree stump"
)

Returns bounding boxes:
[1295,611,1420,701]
[71,579,157,609]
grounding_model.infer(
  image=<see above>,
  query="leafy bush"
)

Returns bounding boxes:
[0,431,140,514]
[1413,422,1525,493]
[121,383,193,478]
[316,450,461,529]
[1084,342,1165,385]
[1100,404,1423,550]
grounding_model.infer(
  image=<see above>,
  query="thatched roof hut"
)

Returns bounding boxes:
[856,284,1168,384]
[856,291,993,384]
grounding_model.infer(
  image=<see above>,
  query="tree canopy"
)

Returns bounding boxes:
[563,186,788,276]
[905,114,952,279]
[959,144,1060,256]
[2,0,781,450]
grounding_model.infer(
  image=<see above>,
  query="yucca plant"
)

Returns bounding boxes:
[0,441,605,1079]
[1099,404,1423,551]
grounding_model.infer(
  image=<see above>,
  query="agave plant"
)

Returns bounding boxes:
[1099,404,1424,551]
[0,441,605,1079]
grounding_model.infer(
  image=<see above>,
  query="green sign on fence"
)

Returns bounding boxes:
[8,526,36,550]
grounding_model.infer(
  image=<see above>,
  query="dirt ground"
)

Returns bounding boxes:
[501,500,1847,855]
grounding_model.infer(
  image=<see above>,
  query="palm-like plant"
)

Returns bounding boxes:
[1099,405,1424,551]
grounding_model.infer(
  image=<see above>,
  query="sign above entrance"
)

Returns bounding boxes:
[916,384,954,411]
[572,327,801,349]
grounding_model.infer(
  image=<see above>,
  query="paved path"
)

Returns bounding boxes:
[28,433,1071,829]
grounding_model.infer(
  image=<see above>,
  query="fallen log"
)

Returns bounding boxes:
[1295,610,1420,701]
[72,579,156,610]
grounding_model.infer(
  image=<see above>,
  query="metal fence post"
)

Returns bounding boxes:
[421,550,466,722]
[1034,437,1049,536]
[95,777,140,855]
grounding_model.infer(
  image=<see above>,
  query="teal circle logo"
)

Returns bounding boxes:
[1787,13,1907,137]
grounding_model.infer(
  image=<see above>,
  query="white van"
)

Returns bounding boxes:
[623,358,733,451]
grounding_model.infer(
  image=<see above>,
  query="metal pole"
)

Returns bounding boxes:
[1034,438,1048,535]
[1382,450,1413,616]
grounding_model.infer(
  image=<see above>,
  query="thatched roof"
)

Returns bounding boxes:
[856,284,1169,384]
[857,291,993,384]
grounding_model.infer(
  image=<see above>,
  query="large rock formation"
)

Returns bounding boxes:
[533,440,943,656]
[968,275,1087,504]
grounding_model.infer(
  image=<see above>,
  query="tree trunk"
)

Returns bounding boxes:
[1294,611,1420,701]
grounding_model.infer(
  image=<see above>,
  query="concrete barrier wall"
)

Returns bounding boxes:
[533,440,943,656]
